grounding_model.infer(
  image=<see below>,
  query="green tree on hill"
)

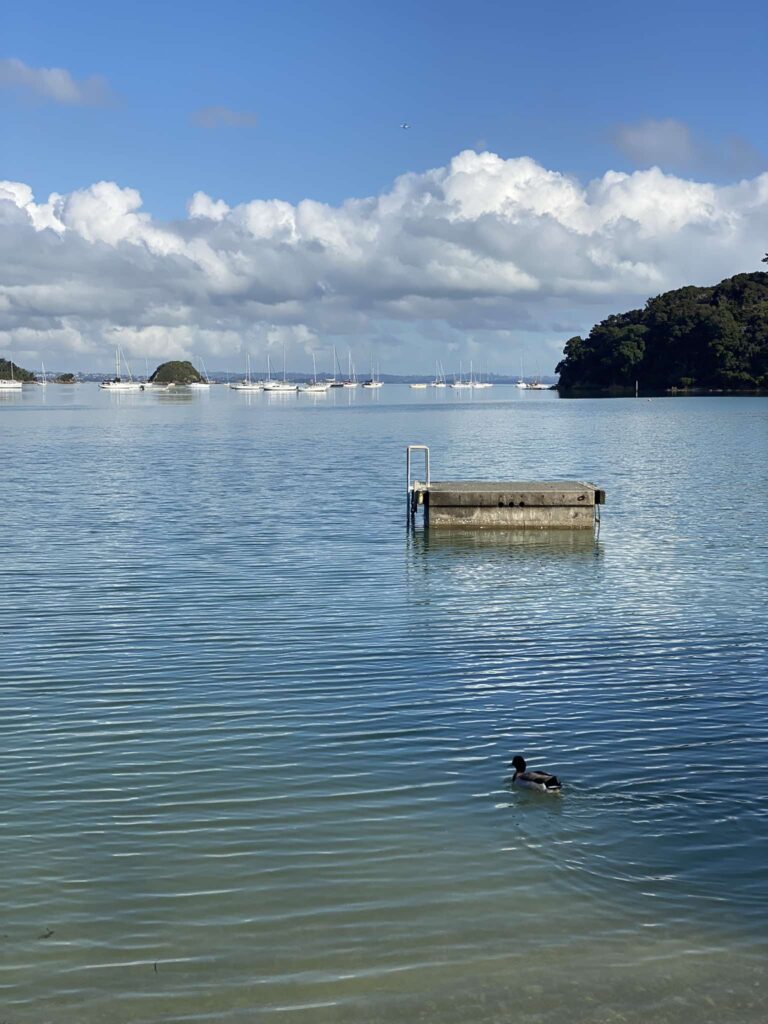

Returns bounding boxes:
[556,272,768,392]
[149,360,204,384]
[0,357,35,382]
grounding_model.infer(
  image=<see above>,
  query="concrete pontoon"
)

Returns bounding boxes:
[407,446,605,530]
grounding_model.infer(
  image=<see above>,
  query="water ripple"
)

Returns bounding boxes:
[1,388,766,1022]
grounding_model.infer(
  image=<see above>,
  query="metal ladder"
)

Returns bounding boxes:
[406,445,430,522]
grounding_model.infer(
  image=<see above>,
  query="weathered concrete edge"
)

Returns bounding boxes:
[415,481,606,508]
[427,505,597,529]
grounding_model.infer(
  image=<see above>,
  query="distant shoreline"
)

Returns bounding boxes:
[558,386,767,398]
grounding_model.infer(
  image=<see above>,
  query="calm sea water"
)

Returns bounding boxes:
[1,384,767,1024]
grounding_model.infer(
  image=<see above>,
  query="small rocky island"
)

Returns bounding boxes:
[149,360,205,385]
[556,271,768,394]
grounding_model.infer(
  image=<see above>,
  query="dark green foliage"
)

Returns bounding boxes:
[556,272,768,392]
[149,360,203,384]
[55,373,76,383]
[0,357,35,382]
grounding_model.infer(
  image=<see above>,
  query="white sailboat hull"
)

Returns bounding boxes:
[99,381,144,391]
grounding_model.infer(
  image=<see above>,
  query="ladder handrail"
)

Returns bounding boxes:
[406,445,430,494]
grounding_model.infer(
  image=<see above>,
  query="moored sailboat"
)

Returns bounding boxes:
[188,356,212,389]
[329,346,344,387]
[230,354,262,390]
[341,351,358,388]
[362,357,383,388]
[263,347,297,392]
[298,353,330,393]
[99,348,144,391]
[0,358,22,390]
[430,361,447,387]
[450,361,472,389]
[471,363,493,388]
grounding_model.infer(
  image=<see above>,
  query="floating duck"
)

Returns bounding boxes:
[510,755,562,793]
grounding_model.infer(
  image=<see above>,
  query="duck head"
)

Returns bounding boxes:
[511,756,527,772]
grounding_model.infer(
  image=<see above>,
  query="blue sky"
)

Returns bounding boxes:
[2,0,767,373]
[5,0,766,216]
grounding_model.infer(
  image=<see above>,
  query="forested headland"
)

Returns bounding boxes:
[0,358,35,382]
[556,272,768,394]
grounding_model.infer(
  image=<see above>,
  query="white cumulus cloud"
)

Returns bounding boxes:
[1,150,767,372]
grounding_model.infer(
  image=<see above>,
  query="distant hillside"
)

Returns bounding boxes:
[149,360,203,384]
[556,272,768,393]
[0,358,35,382]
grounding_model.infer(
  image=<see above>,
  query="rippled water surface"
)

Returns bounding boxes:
[1,385,767,1023]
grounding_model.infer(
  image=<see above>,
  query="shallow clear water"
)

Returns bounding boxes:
[1,384,767,1023]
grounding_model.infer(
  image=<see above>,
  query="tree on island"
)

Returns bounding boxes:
[0,357,35,382]
[556,271,768,393]
[55,373,77,383]
[149,360,204,384]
